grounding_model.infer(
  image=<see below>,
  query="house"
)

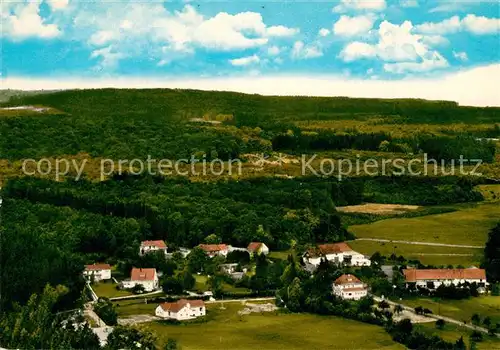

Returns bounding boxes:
[155,299,206,320]
[247,242,270,255]
[332,274,368,300]
[220,263,239,274]
[140,240,167,256]
[198,244,229,258]
[303,242,371,267]
[83,264,112,282]
[403,268,488,291]
[121,268,159,292]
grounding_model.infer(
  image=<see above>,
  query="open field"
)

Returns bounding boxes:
[348,240,483,266]
[400,296,500,325]
[140,303,403,350]
[92,282,132,299]
[349,202,500,246]
[415,322,500,350]
[337,203,421,215]
[477,185,500,202]
[114,298,158,317]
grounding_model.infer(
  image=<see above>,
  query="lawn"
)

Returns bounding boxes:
[141,303,403,350]
[349,202,500,246]
[92,282,133,299]
[400,296,500,325]
[348,240,483,266]
[194,275,209,292]
[114,298,158,317]
[268,250,293,261]
[415,322,500,350]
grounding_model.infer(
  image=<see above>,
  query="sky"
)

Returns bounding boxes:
[1,0,500,106]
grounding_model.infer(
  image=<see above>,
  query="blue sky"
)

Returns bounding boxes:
[1,1,499,105]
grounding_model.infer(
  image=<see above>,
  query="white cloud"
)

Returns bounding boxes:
[90,46,125,68]
[319,28,330,37]
[429,3,463,13]
[267,46,281,56]
[420,35,449,46]
[339,20,449,74]
[1,2,61,40]
[400,0,418,8]
[267,25,299,37]
[47,0,69,11]
[333,15,376,37]
[291,41,323,59]
[453,51,468,61]
[4,64,499,107]
[415,15,500,35]
[229,54,260,66]
[333,0,386,13]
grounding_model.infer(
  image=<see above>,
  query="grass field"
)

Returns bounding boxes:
[114,298,158,317]
[348,240,483,266]
[415,322,500,350]
[141,303,403,350]
[400,296,500,325]
[92,282,132,299]
[349,202,500,246]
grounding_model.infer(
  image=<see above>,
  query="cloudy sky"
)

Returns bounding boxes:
[2,0,499,105]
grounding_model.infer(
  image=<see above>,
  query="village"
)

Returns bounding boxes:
[82,238,494,346]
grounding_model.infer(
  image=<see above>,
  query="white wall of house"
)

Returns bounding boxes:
[333,282,368,300]
[305,251,371,267]
[122,278,159,292]
[410,278,487,290]
[140,246,167,256]
[155,304,206,320]
[84,269,111,282]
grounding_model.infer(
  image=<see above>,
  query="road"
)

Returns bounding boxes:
[109,290,164,301]
[372,296,499,338]
[352,238,484,249]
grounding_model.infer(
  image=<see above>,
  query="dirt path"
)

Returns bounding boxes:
[352,238,484,249]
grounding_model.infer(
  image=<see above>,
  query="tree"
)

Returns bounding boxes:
[414,306,424,315]
[94,297,118,325]
[286,277,303,312]
[165,338,178,350]
[483,316,491,327]
[471,313,481,325]
[436,319,445,329]
[483,223,500,283]
[455,336,466,350]
[204,234,221,244]
[106,326,156,350]
[470,330,483,342]
[207,275,223,297]
[187,247,209,273]
[394,304,403,315]
[378,300,390,310]
[162,277,184,295]
[182,270,196,290]
[132,284,145,294]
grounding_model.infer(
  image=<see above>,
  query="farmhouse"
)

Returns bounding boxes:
[247,242,269,255]
[83,264,112,282]
[121,268,159,292]
[140,240,167,256]
[198,244,229,258]
[332,274,368,300]
[303,242,371,267]
[403,268,488,291]
[155,299,206,320]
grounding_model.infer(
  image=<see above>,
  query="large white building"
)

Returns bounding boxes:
[121,268,159,292]
[155,299,206,320]
[83,264,112,282]
[140,240,168,256]
[332,274,368,300]
[403,268,488,291]
[303,242,371,267]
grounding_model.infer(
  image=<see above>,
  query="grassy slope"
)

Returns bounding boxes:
[349,202,500,246]
[415,323,500,350]
[140,303,403,350]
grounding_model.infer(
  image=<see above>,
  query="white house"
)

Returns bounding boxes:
[198,244,229,258]
[121,268,159,292]
[403,268,488,291]
[139,240,167,256]
[155,299,206,320]
[247,242,270,255]
[332,274,368,300]
[83,264,112,282]
[303,242,371,267]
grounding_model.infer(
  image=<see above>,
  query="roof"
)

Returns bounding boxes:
[306,242,354,258]
[334,274,362,285]
[159,299,205,313]
[85,263,112,271]
[130,268,157,281]
[198,244,228,252]
[141,240,167,249]
[403,268,487,282]
[247,242,263,252]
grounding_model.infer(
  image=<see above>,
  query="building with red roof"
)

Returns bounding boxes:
[140,240,167,256]
[155,299,206,320]
[302,242,371,268]
[83,263,112,282]
[247,242,269,255]
[403,268,488,291]
[332,274,368,300]
[198,244,229,258]
[121,268,159,292]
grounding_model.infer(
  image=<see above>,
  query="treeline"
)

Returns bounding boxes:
[483,223,500,283]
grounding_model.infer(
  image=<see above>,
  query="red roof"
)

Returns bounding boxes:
[159,299,205,313]
[130,268,157,281]
[199,244,228,252]
[141,240,167,249]
[403,268,487,282]
[307,242,354,257]
[85,263,111,271]
[247,242,263,252]
[334,274,362,285]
